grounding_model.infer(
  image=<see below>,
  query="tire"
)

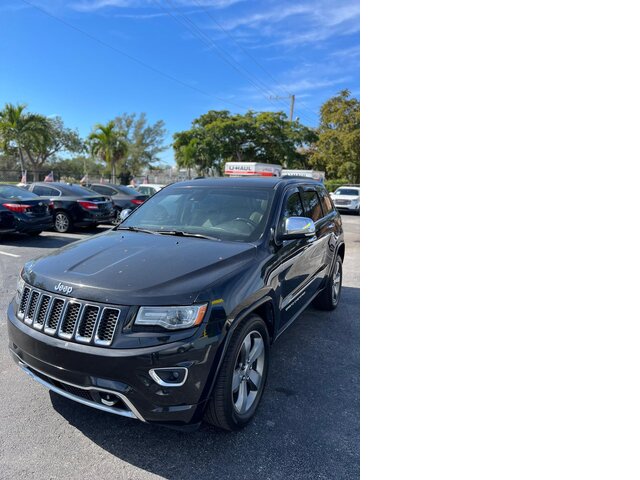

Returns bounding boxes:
[53,211,72,233]
[112,208,121,225]
[204,314,270,431]
[26,231,42,236]
[313,255,343,311]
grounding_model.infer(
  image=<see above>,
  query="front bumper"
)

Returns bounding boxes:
[335,203,359,211]
[7,302,221,430]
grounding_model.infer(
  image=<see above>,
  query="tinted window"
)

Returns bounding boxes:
[0,186,38,199]
[301,190,323,222]
[318,188,334,215]
[33,186,59,197]
[59,184,98,196]
[335,188,359,196]
[282,191,305,218]
[90,185,116,195]
[115,185,141,195]
[120,186,273,242]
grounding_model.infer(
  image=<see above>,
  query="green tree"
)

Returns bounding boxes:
[88,121,128,183]
[311,90,360,183]
[23,116,84,181]
[113,113,167,178]
[173,110,317,174]
[0,103,49,174]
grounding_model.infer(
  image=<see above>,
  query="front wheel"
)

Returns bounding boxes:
[204,314,270,431]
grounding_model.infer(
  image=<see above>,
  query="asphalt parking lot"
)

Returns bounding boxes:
[0,214,360,480]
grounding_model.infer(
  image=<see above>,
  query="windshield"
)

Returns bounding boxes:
[335,188,359,196]
[0,185,38,199]
[119,186,273,242]
[116,185,141,195]
[60,184,101,196]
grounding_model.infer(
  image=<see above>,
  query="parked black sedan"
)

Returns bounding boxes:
[0,185,54,236]
[24,182,115,233]
[84,183,148,218]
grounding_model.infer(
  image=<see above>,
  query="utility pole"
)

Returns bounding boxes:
[289,94,295,124]
[270,94,295,123]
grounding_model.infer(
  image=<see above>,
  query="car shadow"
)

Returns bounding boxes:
[49,286,360,479]
[0,227,110,249]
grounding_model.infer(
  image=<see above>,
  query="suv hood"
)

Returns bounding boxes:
[23,230,256,306]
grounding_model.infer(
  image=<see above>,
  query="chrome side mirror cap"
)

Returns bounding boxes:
[281,217,316,240]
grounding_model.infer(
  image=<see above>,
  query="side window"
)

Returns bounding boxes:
[318,188,334,215]
[301,190,323,222]
[91,185,115,195]
[282,190,305,219]
[33,186,57,197]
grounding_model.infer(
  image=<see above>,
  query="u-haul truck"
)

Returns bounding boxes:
[224,162,282,177]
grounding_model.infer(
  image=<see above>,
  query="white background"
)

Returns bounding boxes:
[362,1,640,477]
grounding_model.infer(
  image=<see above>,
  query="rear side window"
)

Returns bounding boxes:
[90,185,117,195]
[301,190,323,222]
[318,188,334,215]
[33,186,59,197]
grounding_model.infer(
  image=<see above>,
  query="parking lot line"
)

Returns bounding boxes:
[0,251,20,258]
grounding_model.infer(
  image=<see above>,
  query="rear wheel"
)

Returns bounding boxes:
[313,255,343,311]
[54,211,72,233]
[204,314,270,431]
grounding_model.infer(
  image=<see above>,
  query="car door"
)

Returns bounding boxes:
[299,186,337,295]
[269,186,320,329]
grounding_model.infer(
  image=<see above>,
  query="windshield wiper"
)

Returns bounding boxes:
[116,226,160,235]
[156,230,221,241]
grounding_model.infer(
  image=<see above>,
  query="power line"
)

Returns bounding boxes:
[20,0,250,112]
[158,0,317,124]
[157,0,294,115]
[192,0,319,122]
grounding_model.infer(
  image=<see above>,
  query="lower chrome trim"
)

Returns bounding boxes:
[12,352,145,422]
[149,367,189,387]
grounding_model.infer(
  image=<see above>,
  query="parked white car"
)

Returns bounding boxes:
[134,184,165,196]
[330,186,360,215]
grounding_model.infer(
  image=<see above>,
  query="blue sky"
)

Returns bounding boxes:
[0,0,360,165]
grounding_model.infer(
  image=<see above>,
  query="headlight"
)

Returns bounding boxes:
[135,304,207,330]
[16,276,25,304]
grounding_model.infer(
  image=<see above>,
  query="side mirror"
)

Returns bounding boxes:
[119,208,132,222]
[280,217,316,240]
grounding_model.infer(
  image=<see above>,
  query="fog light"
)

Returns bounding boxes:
[99,392,119,406]
[149,367,188,387]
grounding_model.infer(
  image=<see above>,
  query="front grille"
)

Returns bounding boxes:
[33,295,51,329]
[59,302,81,338]
[17,286,123,347]
[25,291,40,324]
[335,199,351,205]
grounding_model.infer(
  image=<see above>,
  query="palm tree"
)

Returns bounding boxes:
[0,103,49,174]
[88,121,128,183]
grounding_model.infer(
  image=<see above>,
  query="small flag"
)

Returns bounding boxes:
[44,171,54,182]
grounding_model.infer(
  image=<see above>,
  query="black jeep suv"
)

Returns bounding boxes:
[7,177,344,431]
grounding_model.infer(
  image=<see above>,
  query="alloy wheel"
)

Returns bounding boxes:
[232,330,265,415]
